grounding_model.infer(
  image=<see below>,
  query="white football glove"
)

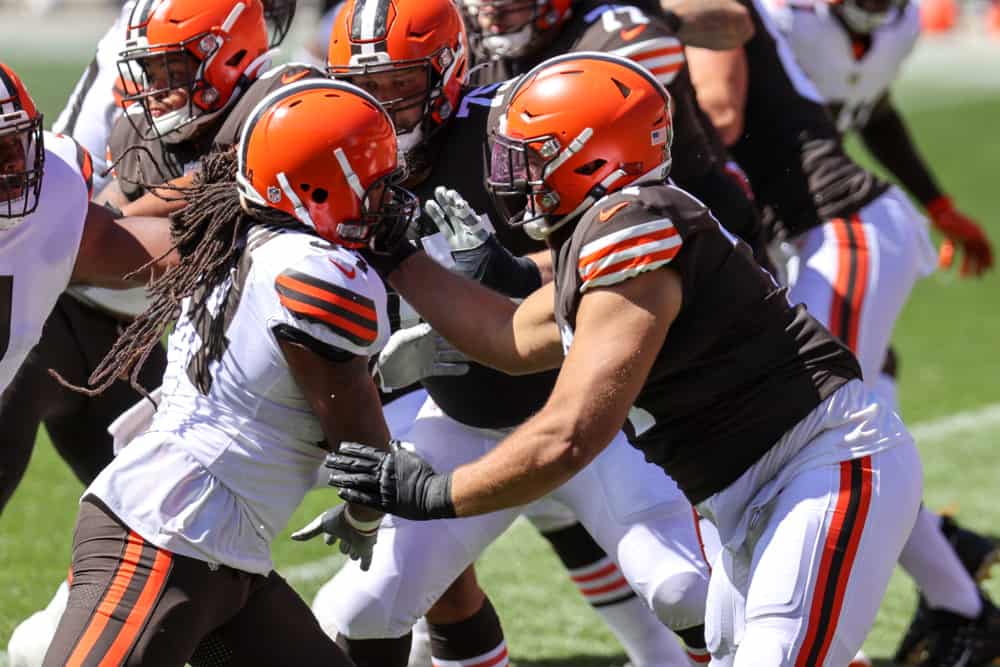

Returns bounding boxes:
[424,186,494,253]
[374,323,469,391]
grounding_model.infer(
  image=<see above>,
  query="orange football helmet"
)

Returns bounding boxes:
[118,0,270,143]
[326,0,468,157]
[236,79,417,248]
[459,0,572,58]
[0,62,44,224]
[487,52,673,240]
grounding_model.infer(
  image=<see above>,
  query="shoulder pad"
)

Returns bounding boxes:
[258,233,388,356]
[46,132,95,200]
[575,187,683,292]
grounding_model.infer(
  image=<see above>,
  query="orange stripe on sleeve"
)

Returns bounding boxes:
[578,226,679,270]
[631,45,684,60]
[276,274,377,322]
[582,246,682,284]
[277,294,377,343]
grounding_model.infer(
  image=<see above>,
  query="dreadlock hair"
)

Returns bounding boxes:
[56,146,300,398]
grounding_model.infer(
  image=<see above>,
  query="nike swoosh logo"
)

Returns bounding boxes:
[598,201,630,222]
[620,25,647,41]
[281,69,310,85]
[330,258,357,279]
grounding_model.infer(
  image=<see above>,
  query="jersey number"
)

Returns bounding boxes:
[0,276,11,363]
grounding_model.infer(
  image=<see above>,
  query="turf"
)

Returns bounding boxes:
[1,55,999,666]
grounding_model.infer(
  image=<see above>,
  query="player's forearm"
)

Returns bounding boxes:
[389,252,527,373]
[859,102,943,206]
[449,407,594,516]
[662,0,755,50]
[685,47,748,146]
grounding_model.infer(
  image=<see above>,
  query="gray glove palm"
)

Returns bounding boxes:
[374,323,469,391]
[290,504,379,571]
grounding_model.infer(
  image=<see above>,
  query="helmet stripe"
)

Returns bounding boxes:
[0,66,22,114]
[352,0,392,41]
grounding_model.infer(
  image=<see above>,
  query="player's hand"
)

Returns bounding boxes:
[290,503,381,571]
[375,323,469,391]
[927,196,993,277]
[326,441,456,521]
[662,0,754,50]
[424,186,493,253]
[425,187,542,295]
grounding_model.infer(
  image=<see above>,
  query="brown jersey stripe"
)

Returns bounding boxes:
[794,456,873,667]
[277,293,377,345]
[103,544,173,664]
[275,274,378,339]
[66,531,145,666]
[278,269,377,319]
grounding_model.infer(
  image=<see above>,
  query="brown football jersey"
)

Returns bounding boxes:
[552,183,861,503]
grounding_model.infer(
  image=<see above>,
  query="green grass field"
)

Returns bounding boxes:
[1,52,999,666]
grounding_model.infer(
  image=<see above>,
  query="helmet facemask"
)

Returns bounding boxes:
[0,111,44,226]
[118,36,226,144]
[338,164,420,250]
[329,46,461,164]
[834,0,905,33]
[462,0,559,58]
[263,0,296,47]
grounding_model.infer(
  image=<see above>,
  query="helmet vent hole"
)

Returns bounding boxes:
[300,183,311,192]
[311,188,329,204]
[611,78,631,99]
[289,100,302,108]
[226,49,247,67]
[575,159,606,175]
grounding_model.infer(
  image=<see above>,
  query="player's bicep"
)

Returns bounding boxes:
[549,268,681,447]
[278,338,390,450]
[509,282,563,373]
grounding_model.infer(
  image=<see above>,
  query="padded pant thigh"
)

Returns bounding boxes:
[722,444,922,667]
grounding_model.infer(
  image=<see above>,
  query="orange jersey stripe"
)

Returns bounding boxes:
[846,216,869,352]
[582,246,681,284]
[102,546,173,665]
[276,274,377,322]
[67,532,145,667]
[578,226,679,270]
[649,63,684,76]
[278,294,377,343]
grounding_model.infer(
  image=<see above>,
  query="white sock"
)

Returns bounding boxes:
[900,506,983,618]
[8,578,69,667]
[583,581,689,666]
[408,617,433,667]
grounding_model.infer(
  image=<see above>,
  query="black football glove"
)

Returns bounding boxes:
[326,441,456,521]
[290,503,380,571]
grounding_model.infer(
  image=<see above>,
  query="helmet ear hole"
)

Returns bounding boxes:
[574,159,606,176]
[226,49,248,67]
[311,188,329,204]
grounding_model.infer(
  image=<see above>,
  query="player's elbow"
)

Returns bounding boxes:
[710,107,745,146]
[538,407,612,478]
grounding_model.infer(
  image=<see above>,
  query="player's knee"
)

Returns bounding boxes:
[313,577,412,640]
[650,570,709,631]
[426,568,485,625]
[8,609,59,667]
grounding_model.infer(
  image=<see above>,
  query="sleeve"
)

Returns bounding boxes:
[213,64,327,148]
[857,93,943,206]
[576,199,683,292]
[577,6,685,87]
[265,247,389,358]
[46,133,95,200]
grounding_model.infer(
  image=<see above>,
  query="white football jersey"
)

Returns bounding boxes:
[759,0,920,132]
[86,226,390,574]
[52,0,135,197]
[0,133,91,394]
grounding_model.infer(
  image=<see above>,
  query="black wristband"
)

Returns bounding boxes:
[662,8,684,33]
[454,236,543,298]
[424,471,456,519]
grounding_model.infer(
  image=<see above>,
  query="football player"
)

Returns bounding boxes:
[686,1,999,663]
[291,1,718,665]
[42,79,407,666]
[0,62,175,399]
[756,0,996,662]
[323,52,924,667]
[457,0,780,282]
